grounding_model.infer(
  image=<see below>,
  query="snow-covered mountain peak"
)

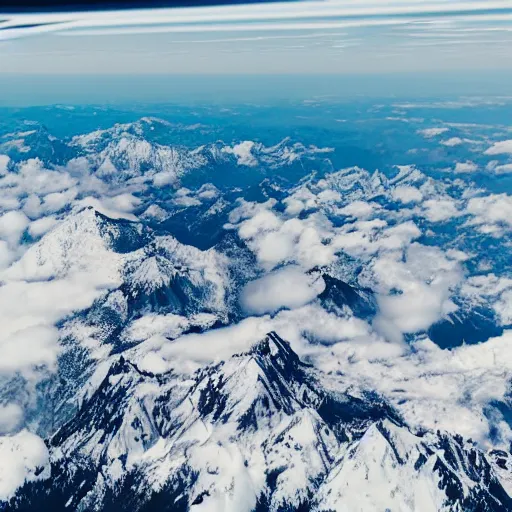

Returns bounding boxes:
[4,207,152,284]
[7,329,512,512]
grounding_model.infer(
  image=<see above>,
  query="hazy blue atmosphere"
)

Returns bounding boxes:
[1,71,512,106]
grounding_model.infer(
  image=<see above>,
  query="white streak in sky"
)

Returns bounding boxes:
[0,0,512,41]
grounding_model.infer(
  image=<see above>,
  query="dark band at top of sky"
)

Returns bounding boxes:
[0,0,300,13]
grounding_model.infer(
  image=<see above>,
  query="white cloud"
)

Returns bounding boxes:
[494,163,512,174]
[0,208,124,397]
[138,351,170,374]
[28,216,59,238]
[316,189,341,203]
[446,248,472,262]
[370,243,462,342]
[391,185,423,204]
[495,290,512,325]
[314,330,512,447]
[466,194,512,232]
[337,200,376,219]
[104,193,142,213]
[0,325,60,375]
[222,141,257,167]
[0,155,9,175]
[240,266,325,315]
[173,195,202,207]
[197,184,219,200]
[0,159,76,197]
[0,196,21,212]
[153,171,178,188]
[417,127,449,138]
[232,199,336,271]
[158,316,268,372]
[282,185,339,216]
[283,197,305,216]
[239,209,282,238]
[374,284,456,343]
[0,155,148,228]
[126,295,512,447]
[421,198,459,222]
[76,196,138,221]
[454,161,478,173]
[150,303,375,374]
[0,241,13,270]
[484,139,512,155]
[141,204,169,222]
[441,137,463,147]
[332,220,421,258]
[0,430,49,500]
[0,404,24,436]
[0,211,29,245]
[461,273,512,326]
[461,273,512,298]
[41,188,78,213]
[22,194,42,219]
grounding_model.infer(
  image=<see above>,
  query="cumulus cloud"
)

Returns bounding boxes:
[0,155,9,175]
[229,178,462,345]
[0,196,20,212]
[240,266,325,315]
[230,199,336,270]
[222,141,257,167]
[314,330,512,447]
[76,196,139,221]
[391,185,423,204]
[0,325,60,375]
[1,159,76,198]
[466,194,512,233]
[484,140,512,155]
[197,183,219,200]
[0,241,13,270]
[337,200,376,219]
[454,161,478,173]
[332,220,421,258]
[41,188,78,214]
[0,154,148,229]
[370,243,462,342]
[490,162,512,175]
[283,197,305,216]
[173,190,202,207]
[421,198,459,222]
[104,193,142,214]
[282,185,338,216]
[417,128,449,138]
[22,195,42,219]
[28,216,59,238]
[440,137,463,147]
[0,211,29,246]
[0,273,116,380]
[461,273,512,326]
[0,430,50,500]
[146,303,375,374]
[495,290,512,326]
[0,404,24,436]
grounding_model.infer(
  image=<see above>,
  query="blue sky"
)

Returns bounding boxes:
[0,0,511,75]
